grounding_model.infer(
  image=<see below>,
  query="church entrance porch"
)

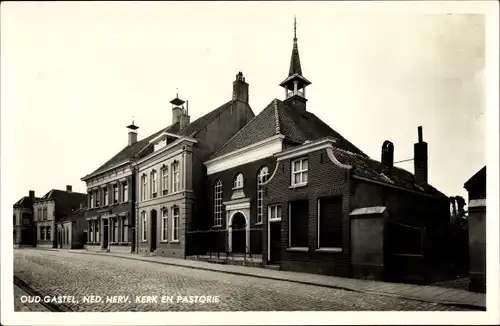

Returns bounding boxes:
[224,198,251,254]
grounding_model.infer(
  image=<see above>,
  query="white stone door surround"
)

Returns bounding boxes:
[224,198,251,253]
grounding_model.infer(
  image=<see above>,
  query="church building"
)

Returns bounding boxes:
[202,18,451,283]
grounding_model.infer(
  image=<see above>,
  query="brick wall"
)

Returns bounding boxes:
[263,148,352,277]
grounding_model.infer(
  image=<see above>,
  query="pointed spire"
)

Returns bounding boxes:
[127,116,139,130]
[289,16,302,76]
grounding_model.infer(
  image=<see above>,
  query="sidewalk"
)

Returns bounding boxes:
[40,248,487,310]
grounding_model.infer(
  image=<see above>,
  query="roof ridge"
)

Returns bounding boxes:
[273,98,281,134]
[210,100,274,158]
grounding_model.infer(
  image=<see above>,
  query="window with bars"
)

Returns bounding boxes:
[161,209,168,241]
[172,207,179,241]
[214,180,223,226]
[162,167,168,195]
[172,162,180,193]
[233,173,244,189]
[291,158,308,186]
[257,166,269,223]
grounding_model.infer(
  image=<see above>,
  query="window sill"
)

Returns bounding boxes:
[286,247,309,252]
[254,222,263,226]
[141,240,148,243]
[289,183,307,189]
[212,225,223,228]
[232,187,243,191]
[160,240,169,243]
[170,240,180,244]
[315,247,343,253]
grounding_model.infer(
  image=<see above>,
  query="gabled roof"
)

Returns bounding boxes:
[13,196,40,208]
[58,207,86,224]
[331,146,447,199]
[38,189,87,203]
[83,99,243,179]
[211,99,367,159]
[464,166,486,190]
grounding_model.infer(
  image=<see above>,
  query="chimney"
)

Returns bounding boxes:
[126,120,139,146]
[29,190,35,198]
[232,72,249,103]
[414,126,428,187]
[170,94,185,125]
[381,140,394,174]
[179,101,191,129]
[66,185,72,192]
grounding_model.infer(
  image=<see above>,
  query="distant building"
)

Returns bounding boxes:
[464,166,486,293]
[201,18,450,283]
[13,190,39,247]
[56,206,87,249]
[34,186,87,248]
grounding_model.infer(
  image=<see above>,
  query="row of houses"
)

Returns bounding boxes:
[13,20,486,291]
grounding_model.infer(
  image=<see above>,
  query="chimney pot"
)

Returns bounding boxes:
[414,126,428,187]
[232,72,249,103]
[66,185,72,192]
[418,126,423,143]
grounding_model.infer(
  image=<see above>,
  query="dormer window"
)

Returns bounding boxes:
[233,173,244,190]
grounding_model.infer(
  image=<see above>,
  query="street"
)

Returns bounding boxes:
[14,249,470,312]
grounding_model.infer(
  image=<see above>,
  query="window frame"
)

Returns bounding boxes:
[161,209,168,242]
[162,167,169,196]
[268,204,282,222]
[233,173,244,189]
[172,162,180,193]
[141,175,148,201]
[151,170,158,198]
[113,184,119,204]
[291,158,308,186]
[213,180,223,227]
[103,187,109,206]
[141,211,147,241]
[172,207,179,242]
[257,167,269,223]
[122,182,129,202]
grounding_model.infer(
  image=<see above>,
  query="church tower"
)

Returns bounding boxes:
[280,16,311,111]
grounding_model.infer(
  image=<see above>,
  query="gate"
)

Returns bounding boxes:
[385,222,428,283]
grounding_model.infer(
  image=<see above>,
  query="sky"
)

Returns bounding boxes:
[1,2,487,205]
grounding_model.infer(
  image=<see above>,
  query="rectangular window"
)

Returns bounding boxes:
[151,171,158,198]
[122,218,128,242]
[123,182,129,202]
[95,222,99,243]
[89,222,93,242]
[172,207,179,241]
[40,226,44,240]
[142,212,147,241]
[46,226,51,241]
[96,190,100,207]
[103,187,109,206]
[37,208,41,220]
[268,205,282,222]
[90,193,94,208]
[318,197,343,248]
[161,209,168,241]
[289,200,309,248]
[172,163,180,193]
[113,185,118,204]
[162,168,168,195]
[141,176,148,201]
[43,207,47,220]
[291,158,308,186]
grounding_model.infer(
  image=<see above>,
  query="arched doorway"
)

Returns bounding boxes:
[231,212,247,253]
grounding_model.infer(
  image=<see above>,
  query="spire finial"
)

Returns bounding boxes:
[294,15,297,40]
[176,88,179,98]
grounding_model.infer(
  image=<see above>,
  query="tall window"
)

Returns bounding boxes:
[122,218,128,242]
[162,167,168,195]
[289,200,309,248]
[40,226,44,240]
[318,197,343,248]
[172,162,180,193]
[141,212,147,241]
[172,207,179,241]
[141,175,148,201]
[113,184,119,204]
[90,193,95,208]
[65,226,69,244]
[43,207,47,220]
[103,187,109,206]
[233,173,244,189]
[214,180,223,226]
[122,182,129,202]
[95,222,99,243]
[38,208,42,220]
[46,226,51,241]
[161,209,168,241]
[151,171,158,198]
[257,167,269,223]
[291,158,308,186]
[96,190,100,207]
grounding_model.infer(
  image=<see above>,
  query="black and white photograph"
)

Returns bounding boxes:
[1,1,499,325]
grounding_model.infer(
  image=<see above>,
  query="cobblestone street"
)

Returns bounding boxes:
[14,249,471,312]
